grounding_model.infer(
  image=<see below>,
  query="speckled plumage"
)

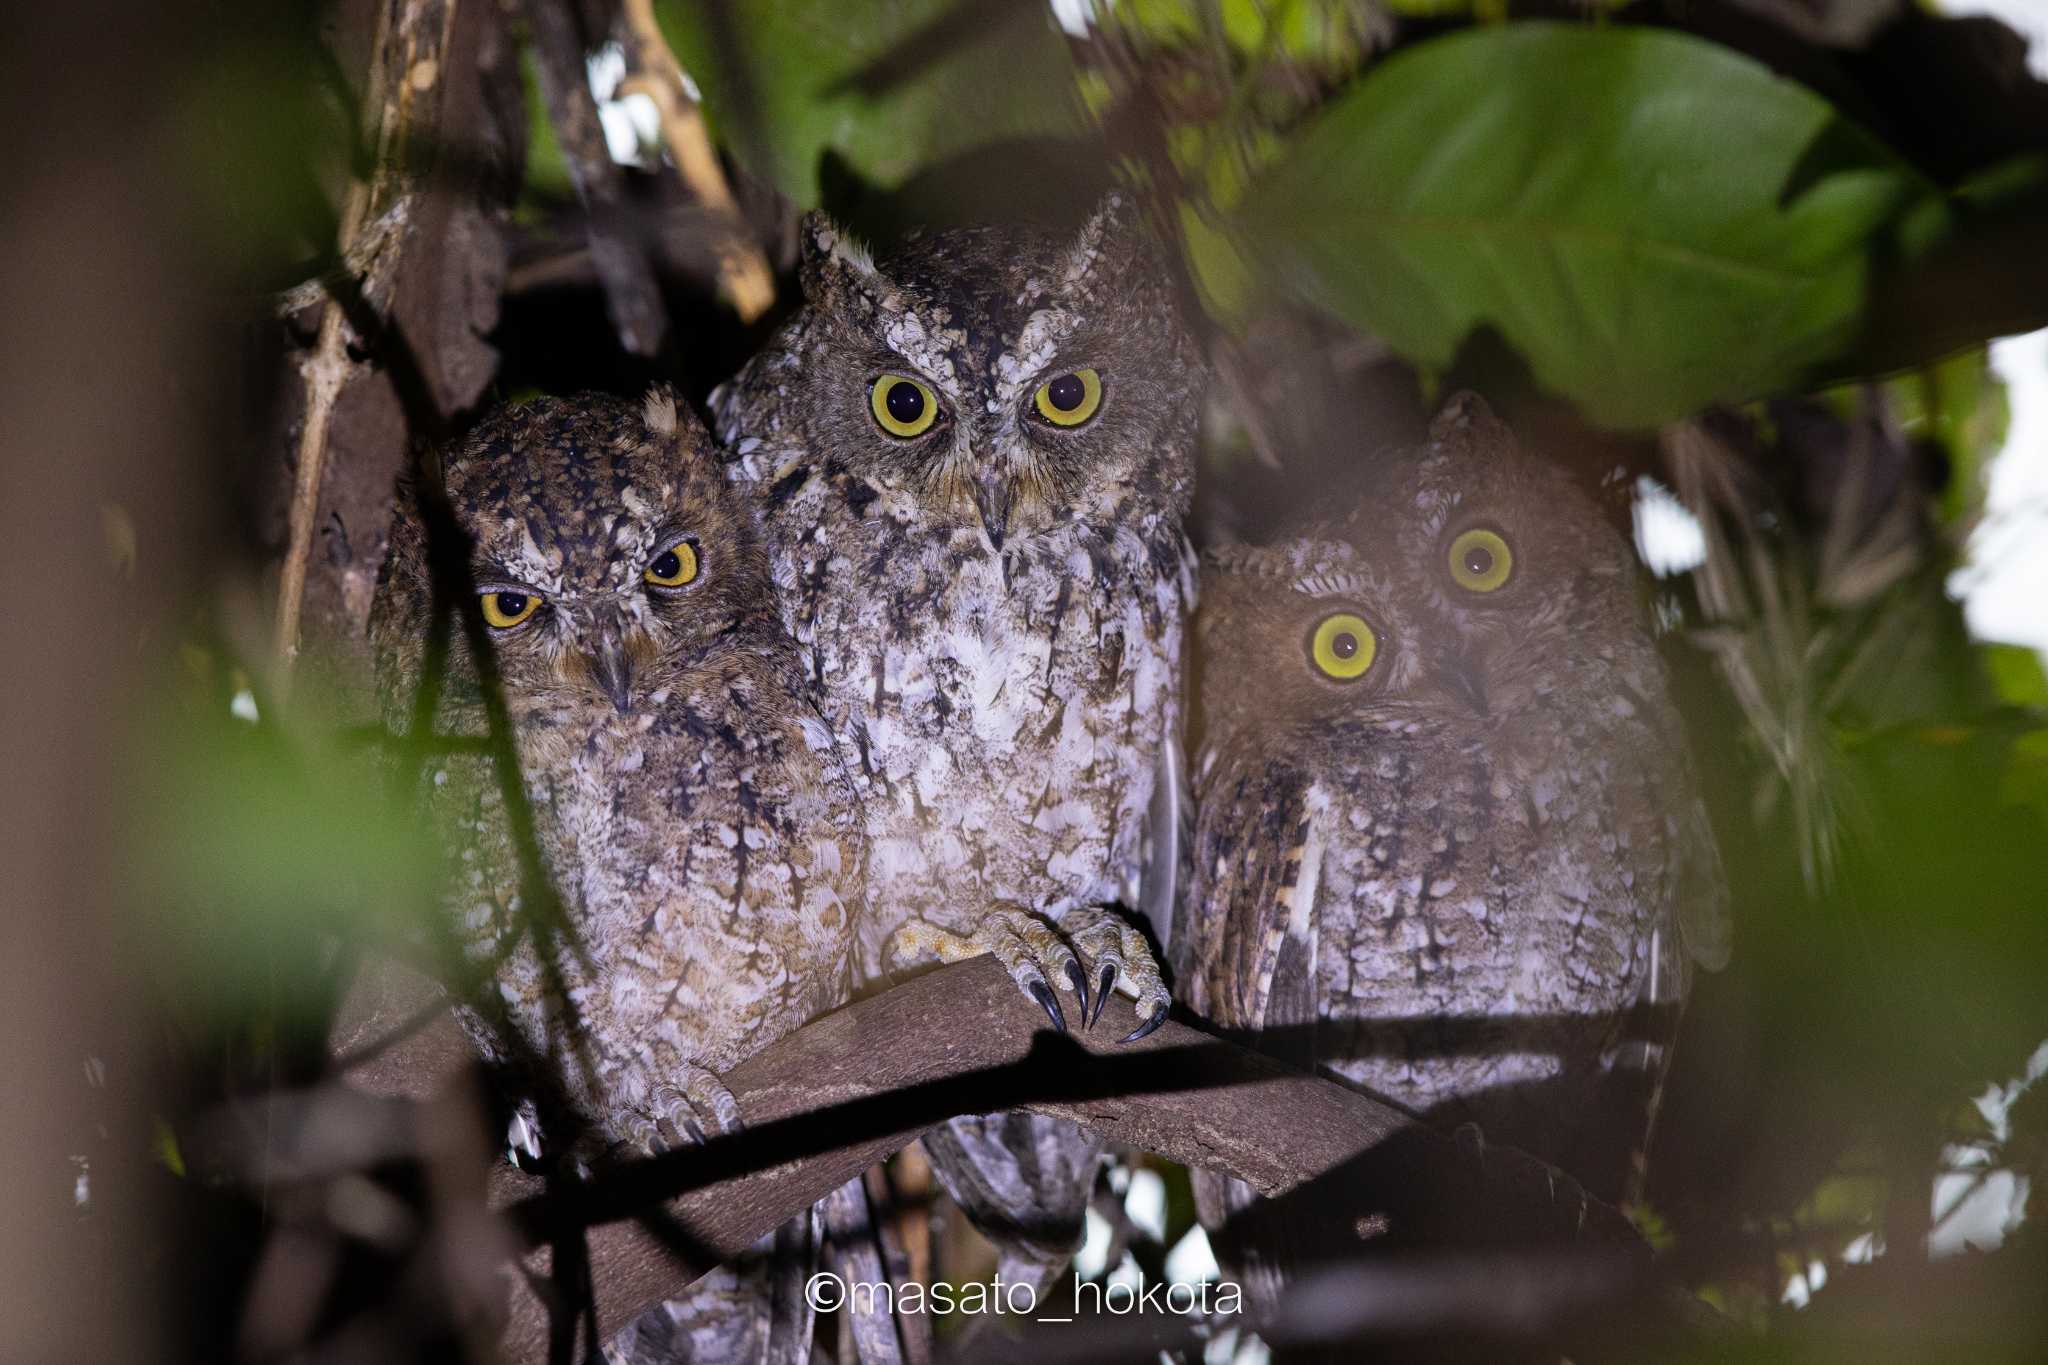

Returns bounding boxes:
[1179,395,1730,1206]
[709,196,1202,1282]
[369,390,864,1361]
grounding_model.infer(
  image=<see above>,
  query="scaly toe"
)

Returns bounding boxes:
[1119,960,1173,1045]
[645,1066,744,1150]
[1060,907,1171,1037]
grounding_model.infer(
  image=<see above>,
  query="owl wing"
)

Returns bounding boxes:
[1183,756,1326,1300]
[1675,793,1733,973]
[1138,531,1200,954]
[1186,757,1322,1068]
[1139,730,1189,956]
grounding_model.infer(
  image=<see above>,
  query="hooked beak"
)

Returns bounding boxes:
[1441,652,1490,717]
[589,632,634,714]
[970,466,1013,556]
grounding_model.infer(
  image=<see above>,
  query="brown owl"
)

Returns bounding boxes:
[369,389,864,1361]
[708,195,1203,1287]
[1178,394,1730,1223]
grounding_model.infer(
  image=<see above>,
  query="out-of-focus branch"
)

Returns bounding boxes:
[619,0,775,322]
[325,955,1644,1363]
[3,0,220,1351]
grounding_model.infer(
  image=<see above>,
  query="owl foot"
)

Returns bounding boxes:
[505,1097,546,1167]
[612,1064,744,1155]
[1060,906,1172,1041]
[887,904,1169,1043]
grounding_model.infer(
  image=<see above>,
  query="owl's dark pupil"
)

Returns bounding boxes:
[496,593,527,615]
[1464,546,1494,576]
[885,381,925,426]
[1331,632,1358,660]
[652,551,679,578]
[1047,374,1086,411]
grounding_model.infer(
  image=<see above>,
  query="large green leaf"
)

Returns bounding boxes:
[1238,23,1947,428]
[657,0,1086,211]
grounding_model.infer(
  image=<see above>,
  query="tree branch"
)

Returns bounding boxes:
[618,0,775,322]
[329,954,1645,1363]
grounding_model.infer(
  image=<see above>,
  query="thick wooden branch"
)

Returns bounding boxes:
[332,954,1644,1364]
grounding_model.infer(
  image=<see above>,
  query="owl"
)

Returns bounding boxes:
[1178,394,1730,1219]
[369,389,864,1361]
[709,194,1203,1285]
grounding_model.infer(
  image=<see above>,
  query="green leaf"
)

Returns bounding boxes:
[1985,644,2048,711]
[656,0,1086,210]
[123,697,439,1022]
[1886,349,2009,528]
[1238,23,1945,428]
[516,42,574,217]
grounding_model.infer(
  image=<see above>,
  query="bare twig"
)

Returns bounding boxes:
[619,0,775,322]
[522,0,670,356]
[276,302,358,673]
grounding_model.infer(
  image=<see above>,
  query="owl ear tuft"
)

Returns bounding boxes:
[1062,190,1138,286]
[799,211,880,300]
[642,383,680,438]
[1428,391,1515,456]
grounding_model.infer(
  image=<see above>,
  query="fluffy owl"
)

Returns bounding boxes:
[709,194,1202,1284]
[369,389,864,1360]
[1179,394,1730,1217]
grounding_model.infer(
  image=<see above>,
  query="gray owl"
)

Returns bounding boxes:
[709,194,1202,1286]
[1178,395,1731,1218]
[369,389,863,1361]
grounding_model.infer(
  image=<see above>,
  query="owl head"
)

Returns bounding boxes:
[372,388,774,727]
[770,194,1201,549]
[1195,393,1647,760]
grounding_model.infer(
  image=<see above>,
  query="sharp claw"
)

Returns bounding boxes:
[1120,1006,1167,1044]
[1065,958,1092,1026]
[1093,964,1118,1029]
[1029,979,1069,1033]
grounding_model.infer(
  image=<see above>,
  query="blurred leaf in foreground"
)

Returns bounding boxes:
[658,0,1086,210]
[121,682,438,1030]
[1239,22,1946,428]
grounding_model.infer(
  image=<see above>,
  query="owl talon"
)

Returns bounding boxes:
[1065,958,1092,1026]
[1120,1006,1168,1043]
[614,1066,744,1155]
[1029,978,1069,1033]
[889,906,1091,1036]
[1061,906,1172,1038]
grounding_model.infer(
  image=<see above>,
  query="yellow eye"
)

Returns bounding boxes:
[1309,612,1378,681]
[1033,368,1102,426]
[480,590,542,629]
[870,374,939,438]
[645,542,699,587]
[1447,528,1513,593]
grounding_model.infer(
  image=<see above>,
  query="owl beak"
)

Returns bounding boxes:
[590,635,634,714]
[1442,653,1490,717]
[971,467,1012,555]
